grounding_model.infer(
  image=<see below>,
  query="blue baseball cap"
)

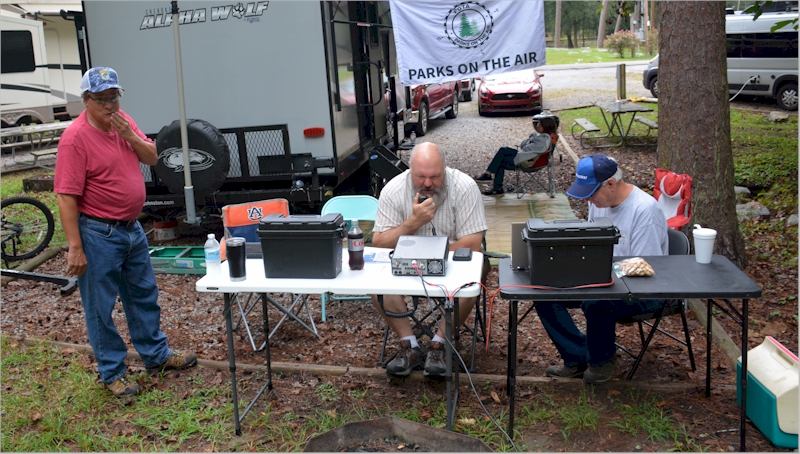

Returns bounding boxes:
[80,67,124,93]
[566,155,618,199]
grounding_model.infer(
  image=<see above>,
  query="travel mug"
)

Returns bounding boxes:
[227,237,247,281]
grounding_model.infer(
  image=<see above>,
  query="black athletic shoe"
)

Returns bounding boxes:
[482,188,505,196]
[474,172,493,181]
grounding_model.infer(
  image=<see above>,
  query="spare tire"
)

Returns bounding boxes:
[155,119,230,198]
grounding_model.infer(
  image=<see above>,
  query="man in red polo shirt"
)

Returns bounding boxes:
[55,67,196,398]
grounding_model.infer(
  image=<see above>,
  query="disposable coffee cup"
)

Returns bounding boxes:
[227,237,247,281]
[693,224,717,264]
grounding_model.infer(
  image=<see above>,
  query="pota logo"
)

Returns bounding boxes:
[443,2,493,49]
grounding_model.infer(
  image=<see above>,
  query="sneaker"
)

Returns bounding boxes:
[146,350,198,374]
[424,342,446,377]
[105,375,142,397]
[583,358,617,384]
[385,340,424,377]
[474,172,493,181]
[482,187,505,196]
[545,363,587,379]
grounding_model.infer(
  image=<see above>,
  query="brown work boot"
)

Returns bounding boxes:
[105,375,142,397]
[146,350,197,374]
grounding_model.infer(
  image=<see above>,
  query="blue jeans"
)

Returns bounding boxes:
[78,215,171,383]
[487,147,518,191]
[534,299,662,367]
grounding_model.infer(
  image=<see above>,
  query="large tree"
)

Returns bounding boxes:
[658,2,747,268]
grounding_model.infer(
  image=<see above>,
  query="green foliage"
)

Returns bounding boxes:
[315,382,341,402]
[604,30,639,58]
[555,388,599,438]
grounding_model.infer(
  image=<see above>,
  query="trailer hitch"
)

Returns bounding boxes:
[0,269,78,296]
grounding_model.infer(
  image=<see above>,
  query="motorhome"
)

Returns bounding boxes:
[82,1,406,218]
[0,3,84,130]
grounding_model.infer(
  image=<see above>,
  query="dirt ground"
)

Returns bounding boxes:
[1,127,796,452]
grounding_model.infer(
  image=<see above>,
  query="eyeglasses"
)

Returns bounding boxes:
[87,93,122,105]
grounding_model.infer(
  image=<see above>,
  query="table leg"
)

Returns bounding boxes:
[223,293,242,435]
[507,299,519,437]
[592,109,623,148]
[445,300,457,431]
[740,299,749,452]
[706,298,712,398]
[620,113,638,145]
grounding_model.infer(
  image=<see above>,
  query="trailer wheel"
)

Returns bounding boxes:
[155,119,230,198]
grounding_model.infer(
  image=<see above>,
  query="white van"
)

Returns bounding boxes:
[726,9,798,110]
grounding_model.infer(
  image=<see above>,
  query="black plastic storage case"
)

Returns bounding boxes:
[257,213,346,279]
[523,218,620,287]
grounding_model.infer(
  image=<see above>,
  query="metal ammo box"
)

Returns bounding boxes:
[257,213,346,279]
[523,218,620,287]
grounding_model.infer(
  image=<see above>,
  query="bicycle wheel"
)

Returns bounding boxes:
[1,196,55,262]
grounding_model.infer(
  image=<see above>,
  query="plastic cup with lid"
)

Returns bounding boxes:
[693,224,717,264]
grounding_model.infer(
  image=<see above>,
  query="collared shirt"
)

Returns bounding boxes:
[374,167,487,245]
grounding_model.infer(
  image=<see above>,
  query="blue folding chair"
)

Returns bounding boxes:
[319,195,379,321]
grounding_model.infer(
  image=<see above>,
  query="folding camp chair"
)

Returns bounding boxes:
[616,229,697,380]
[654,168,693,230]
[513,142,560,199]
[221,199,319,351]
[318,195,380,321]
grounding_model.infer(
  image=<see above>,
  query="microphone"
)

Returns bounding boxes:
[416,195,436,235]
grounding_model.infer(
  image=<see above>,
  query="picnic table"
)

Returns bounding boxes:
[1,120,72,169]
[591,100,655,147]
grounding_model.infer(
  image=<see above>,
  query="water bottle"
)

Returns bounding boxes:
[204,233,221,276]
[347,224,364,270]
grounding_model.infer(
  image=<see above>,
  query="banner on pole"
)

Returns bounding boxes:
[390,1,546,86]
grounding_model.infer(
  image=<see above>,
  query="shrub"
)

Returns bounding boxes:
[646,28,659,56]
[604,30,638,58]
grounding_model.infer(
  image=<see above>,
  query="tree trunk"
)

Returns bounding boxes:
[597,0,609,48]
[643,0,649,53]
[631,2,639,32]
[554,0,562,48]
[615,12,622,33]
[658,2,748,269]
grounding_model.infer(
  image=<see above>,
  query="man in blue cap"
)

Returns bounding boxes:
[535,154,668,384]
[55,67,196,397]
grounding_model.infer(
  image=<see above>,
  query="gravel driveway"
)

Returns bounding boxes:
[400,62,653,191]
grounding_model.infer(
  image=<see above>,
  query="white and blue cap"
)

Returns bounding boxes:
[566,155,618,199]
[80,67,124,93]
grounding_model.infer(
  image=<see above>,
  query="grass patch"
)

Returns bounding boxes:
[544,46,653,66]
[1,170,66,256]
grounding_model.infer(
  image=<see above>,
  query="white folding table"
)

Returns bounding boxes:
[196,246,483,434]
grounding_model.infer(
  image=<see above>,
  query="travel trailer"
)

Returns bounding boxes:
[0,3,84,130]
[82,1,406,217]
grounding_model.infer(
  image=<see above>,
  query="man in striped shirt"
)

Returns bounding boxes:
[372,142,488,377]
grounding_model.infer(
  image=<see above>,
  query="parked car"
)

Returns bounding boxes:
[477,69,544,116]
[403,81,460,137]
[642,55,659,98]
[459,78,475,102]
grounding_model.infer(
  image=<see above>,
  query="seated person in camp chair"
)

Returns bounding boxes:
[475,112,559,195]
[372,142,488,377]
[535,155,668,384]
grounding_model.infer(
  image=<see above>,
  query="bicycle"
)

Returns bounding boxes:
[1,196,55,265]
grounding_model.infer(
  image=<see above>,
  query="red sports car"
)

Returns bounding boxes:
[478,69,544,116]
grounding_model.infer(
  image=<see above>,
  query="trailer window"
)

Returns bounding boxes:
[1,31,36,73]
